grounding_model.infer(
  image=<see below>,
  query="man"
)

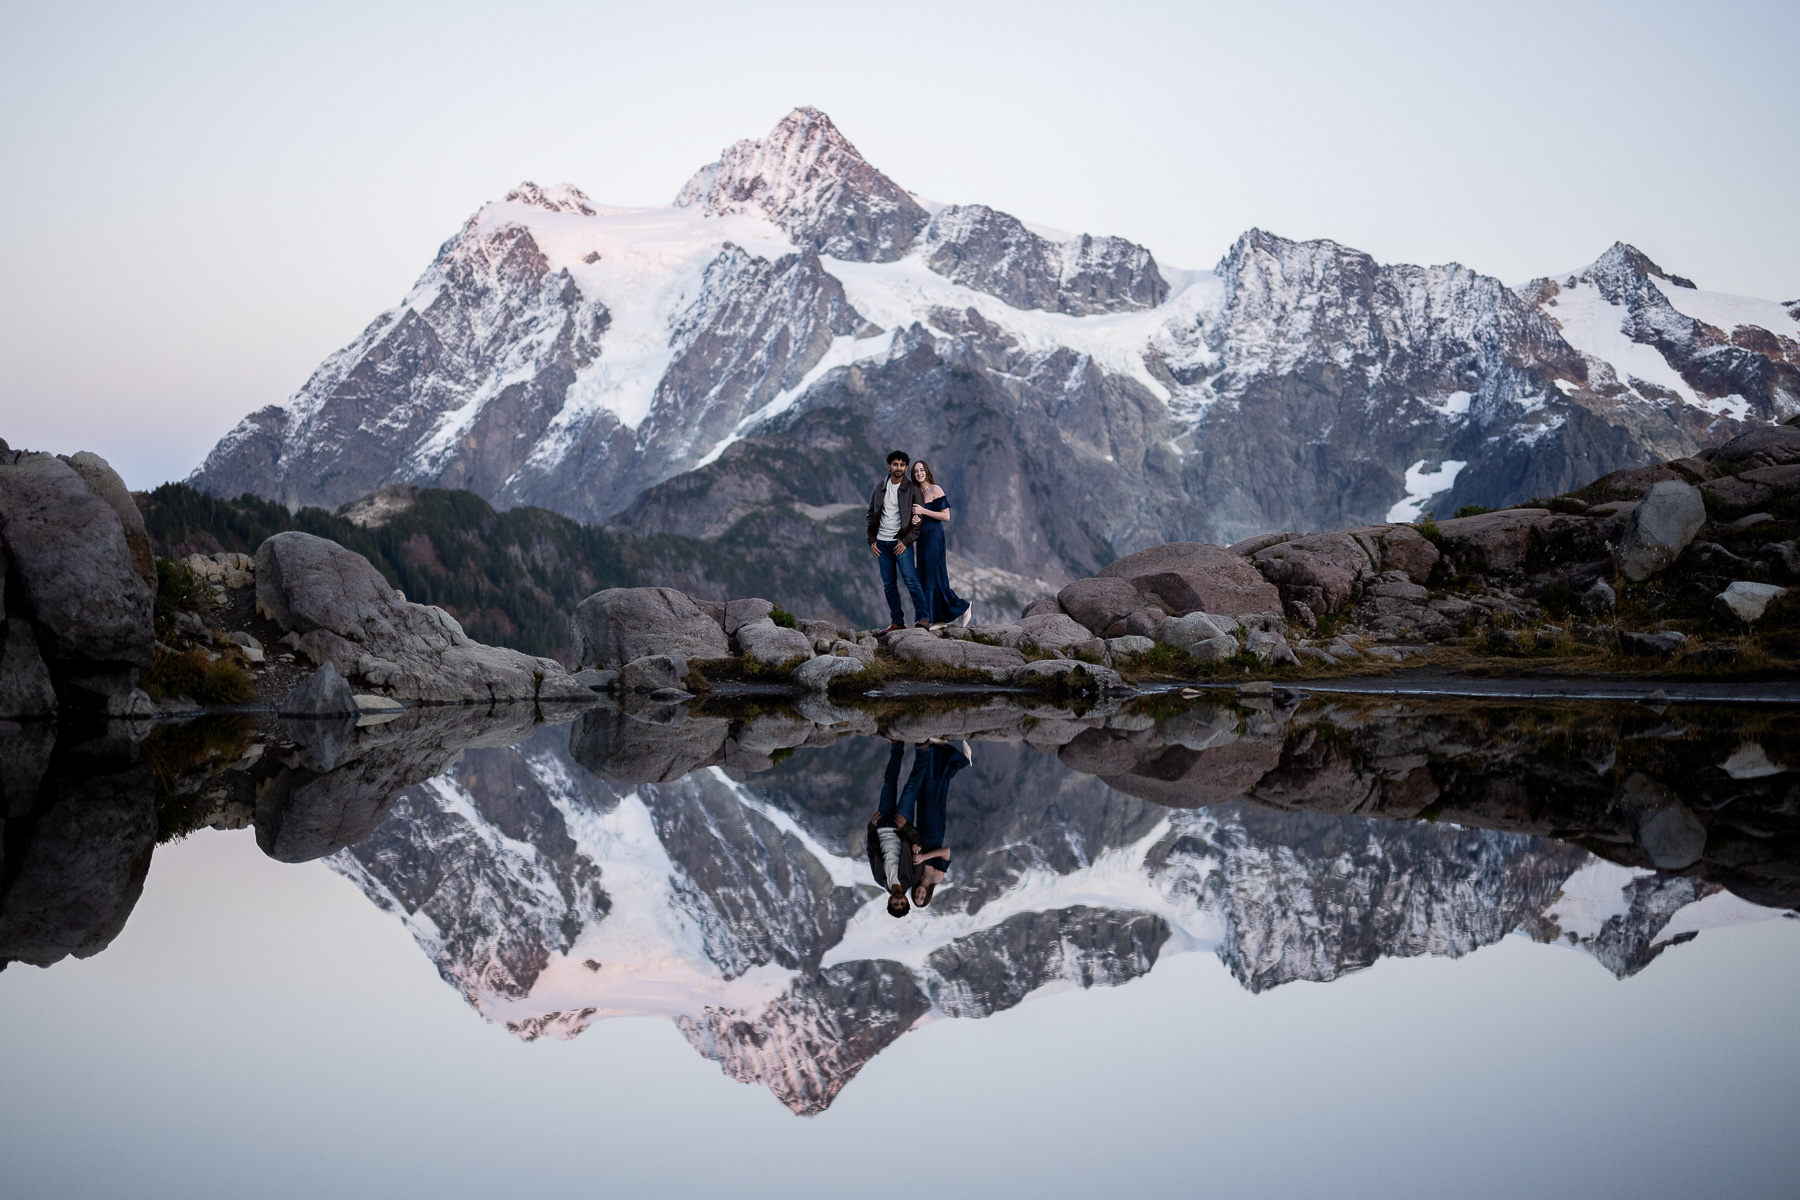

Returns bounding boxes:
[866,449,928,632]
[868,740,925,918]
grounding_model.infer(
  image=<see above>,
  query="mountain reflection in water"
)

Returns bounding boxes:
[1,690,1795,1114]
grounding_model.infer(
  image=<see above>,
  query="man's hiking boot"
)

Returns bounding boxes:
[883,623,906,633]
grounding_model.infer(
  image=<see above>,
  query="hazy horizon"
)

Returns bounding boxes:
[2,0,1795,490]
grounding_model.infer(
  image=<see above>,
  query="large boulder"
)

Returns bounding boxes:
[256,531,593,703]
[1017,612,1100,650]
[1250,533,1368,614]
[735,617,814,667]
[0,450,153,672]
[1099,542,1281,616]
[1431,509,1594,574]
[618,654,689,693]
[571,585,731,668]
[1616,481,1706,582]
[1056,577,1147,635]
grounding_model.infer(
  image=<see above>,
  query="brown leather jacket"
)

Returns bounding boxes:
[866,813,925,892]
[866,475,926,547]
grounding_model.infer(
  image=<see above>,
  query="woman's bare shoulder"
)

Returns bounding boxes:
[926,484,946,501]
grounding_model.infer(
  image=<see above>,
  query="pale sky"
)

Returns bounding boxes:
[2,0,1794,489]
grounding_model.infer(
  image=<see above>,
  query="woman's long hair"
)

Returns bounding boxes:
[911,459,937,487]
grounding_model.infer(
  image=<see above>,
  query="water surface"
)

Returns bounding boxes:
[2,692,1796,1198]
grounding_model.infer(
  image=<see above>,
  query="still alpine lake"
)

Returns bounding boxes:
[3,689,1797,1199]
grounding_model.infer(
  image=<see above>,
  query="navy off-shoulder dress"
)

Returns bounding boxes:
[915,494,969,623]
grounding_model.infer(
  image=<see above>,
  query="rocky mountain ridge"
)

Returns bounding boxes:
[191,107,1800,599]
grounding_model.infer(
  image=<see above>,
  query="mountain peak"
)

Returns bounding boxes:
[502,182,597,216]
[675,107,927,262]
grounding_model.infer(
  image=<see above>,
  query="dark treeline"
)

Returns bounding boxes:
[135,483,877,664]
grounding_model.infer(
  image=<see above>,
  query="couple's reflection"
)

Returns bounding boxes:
[867,738,969,917]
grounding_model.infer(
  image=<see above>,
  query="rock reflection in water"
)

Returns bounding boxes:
[2,693,1795,1116]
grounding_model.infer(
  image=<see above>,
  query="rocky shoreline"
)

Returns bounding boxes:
[5,420,1799,732]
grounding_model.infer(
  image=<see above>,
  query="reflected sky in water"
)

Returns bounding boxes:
[2,694,1798,1198]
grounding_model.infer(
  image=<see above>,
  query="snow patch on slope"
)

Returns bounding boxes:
[1385,459,1467,522]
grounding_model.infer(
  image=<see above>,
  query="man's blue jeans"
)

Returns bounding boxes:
[877,539,926,626]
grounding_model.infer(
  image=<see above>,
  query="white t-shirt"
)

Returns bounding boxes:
[877,479,902,540]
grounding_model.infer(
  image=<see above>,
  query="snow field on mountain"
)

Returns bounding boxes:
[1547,277,1749,418]
[1653,277,1800,343]
[1542,859,1656,940]
[1386,458,1468,522]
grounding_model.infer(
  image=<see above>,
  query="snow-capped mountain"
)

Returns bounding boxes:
[324,718,1787,1115]
[192,107,1799,585]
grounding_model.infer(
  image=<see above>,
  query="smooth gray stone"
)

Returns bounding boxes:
[792,654,868,692]
[1617,480,1706,582]
[735,617,814,667]
[0,451,153,669]
[723,598,775,636]
[280,661,358,717]
[572,586,730,668]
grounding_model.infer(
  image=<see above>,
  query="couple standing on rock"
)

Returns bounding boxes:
[867,450,969,632]
[866,738,969,918]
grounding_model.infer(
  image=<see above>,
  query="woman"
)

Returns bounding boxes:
[909,459,970,628]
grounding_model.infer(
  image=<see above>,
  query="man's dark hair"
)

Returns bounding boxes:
[886,450,910,466]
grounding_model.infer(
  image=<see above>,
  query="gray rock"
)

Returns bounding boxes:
[1188,634,1240,663]
[1581,579,1617,615]
[1714,580,1788,622]
[1295,646,1339,666]
[886,629,1026,680]
[0,621,58,719]
[792,653,870,692]
[1245,630,1300,666]
[1056,576,1148,635]
[571,585,731,668]
[969,623,1028,648]
[798,618,840,645]
[1619,630,1688,657]
[570,668,618,692]
[694,597,727,628]
[1616,481,1706,582]
[1017,612,1097,650]
[352,693,405,713]
[647,687,694,702]
[280,661,359,717]
[0,451,153,670]
[1155,612,1234,651]
[175,610,213,644]
[830,638,877,665]
[1019,598,1065,620]
[735,617,814,667]
[258,532,592,704]
[724,598,775,635]
[1104,635,1155,657]
[1009,659,1127,690]
[59,451,155,589]
[619,654,689,693]
[1100,542,1282,617]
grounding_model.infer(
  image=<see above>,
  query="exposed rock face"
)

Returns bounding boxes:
[922,204,1167,315]
[254,531,589,703]
[190,110,1800,625]
[1099,542,1281,617]
[0,621,57,719]
[571,586,730,668]
[1616,480,1707,581]
[1716,581,1787,621]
